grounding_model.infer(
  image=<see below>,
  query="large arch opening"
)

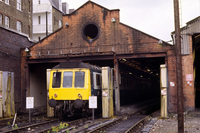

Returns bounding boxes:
[27,56,165,114]
[193,33,200,108]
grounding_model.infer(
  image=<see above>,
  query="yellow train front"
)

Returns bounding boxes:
[48,62,102,117]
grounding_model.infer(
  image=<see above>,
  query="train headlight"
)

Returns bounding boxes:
[54,93,58,98]
[78,94,82,99]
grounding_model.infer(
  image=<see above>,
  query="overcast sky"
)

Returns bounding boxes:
[62,0,199,41]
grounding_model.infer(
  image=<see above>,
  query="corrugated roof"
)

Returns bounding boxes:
[187,16,200,25]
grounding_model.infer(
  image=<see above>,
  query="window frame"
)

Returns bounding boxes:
[93,72,102,89]
[59,20,62,28]
[5,0,9,5]
[63,71,73,88]
[74,71,85,88]
[5,16,9,28]
[38,16,41,24]
[16,21,22,32]
[52,72,62,88]
[17,0,21,11]
[0,14,2,25]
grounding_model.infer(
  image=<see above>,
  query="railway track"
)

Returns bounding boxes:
[1,116,92,133]
[2,119,59,133]
[0,102,159,133]
[73,102,159,133]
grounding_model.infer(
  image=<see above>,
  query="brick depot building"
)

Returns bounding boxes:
[21,1,196,113]
[0,27,33,110]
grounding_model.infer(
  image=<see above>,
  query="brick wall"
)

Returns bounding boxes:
[167,36,195,112]
[30,2,171,57]
[182,36,195,110]
[24,1,180,113]
[0,0,32,38]
[0,27,33,110]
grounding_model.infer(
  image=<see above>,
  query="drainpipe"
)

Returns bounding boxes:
[46,11,48,36]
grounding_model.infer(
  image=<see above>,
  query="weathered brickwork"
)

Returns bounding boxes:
[0,27,33,109]
[21,1,187,113]
[182,36,195,110]
[29,2,171,57]
[0,0,32,38]
[167,49,178,112]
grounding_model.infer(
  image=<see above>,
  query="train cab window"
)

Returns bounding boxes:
[52,72,61,88]
[93,73,101,89]
[75,71,85,88]
[63,72,73,88]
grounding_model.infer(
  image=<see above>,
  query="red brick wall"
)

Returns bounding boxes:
[167,35,195,113]
[167,48,177,112]
[0,27,33,110]
[182,36,195,110]
[24,1,181,113]
[29,2,171,58]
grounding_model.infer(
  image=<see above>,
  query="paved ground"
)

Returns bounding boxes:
[144,109,200,133]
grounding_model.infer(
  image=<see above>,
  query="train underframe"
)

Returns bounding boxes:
[49,99,91,117]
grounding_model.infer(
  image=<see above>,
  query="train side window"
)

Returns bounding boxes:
[93,72,101,89]
[52,72,61,88]
[63,71,73,88]
[96,74,101,86]
[75,71,85,88]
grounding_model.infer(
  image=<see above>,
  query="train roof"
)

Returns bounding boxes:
[53,61,102,72]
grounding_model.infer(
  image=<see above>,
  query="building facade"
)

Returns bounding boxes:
[21,1,178,114]
[0,0,32,39]
[0,27,33,111]
[32,0,69,42]
[171,16,200,110]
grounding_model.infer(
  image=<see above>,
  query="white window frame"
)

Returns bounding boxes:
[17,21,22,32]
[5,0,9,5]
[5,16,9,28]
[17,0,21,11]
[59,20,62,28]
[93,72,102,89]
[0,14,2,25]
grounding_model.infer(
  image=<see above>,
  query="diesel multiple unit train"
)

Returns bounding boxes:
[48,61,102,117]
[48,61,158,117]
